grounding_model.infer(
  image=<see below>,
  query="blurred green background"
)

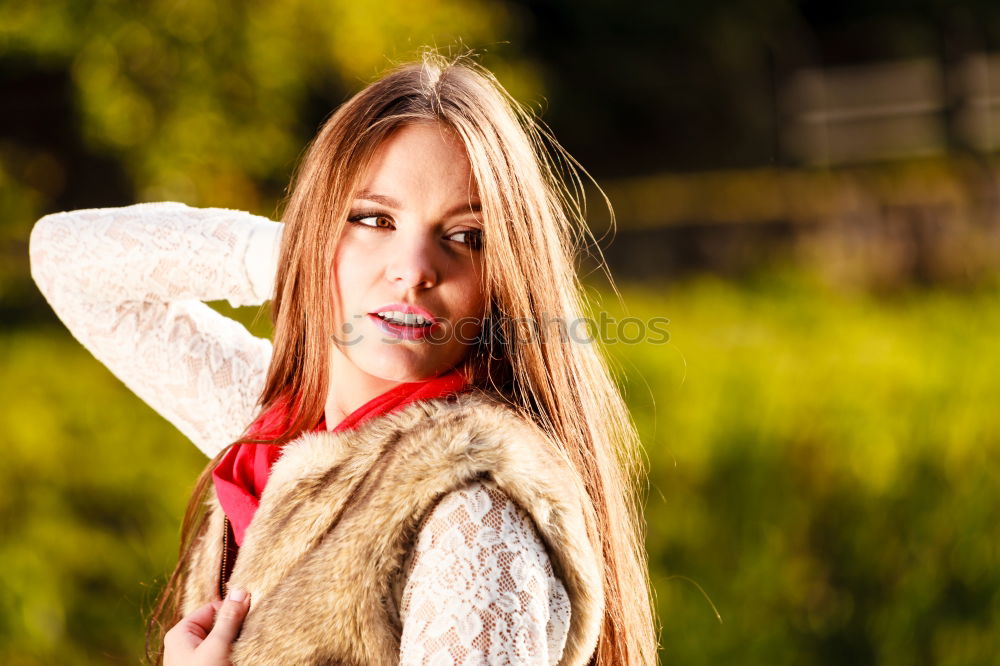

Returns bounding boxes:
[2,1,999,664]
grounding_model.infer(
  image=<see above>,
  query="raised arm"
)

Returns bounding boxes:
[399,479,572,664]
[28,202,283,457]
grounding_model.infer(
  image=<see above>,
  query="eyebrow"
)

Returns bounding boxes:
[355,190,482,220]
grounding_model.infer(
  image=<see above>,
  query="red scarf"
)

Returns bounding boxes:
[213,370,468,545]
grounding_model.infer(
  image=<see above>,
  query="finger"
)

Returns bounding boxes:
[207,588,251,646]
[180,601,221,640]
[163,601,218,652]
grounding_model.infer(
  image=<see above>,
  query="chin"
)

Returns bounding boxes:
[357,342,467,384]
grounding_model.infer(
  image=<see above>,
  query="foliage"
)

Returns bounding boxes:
[596,267,1000,665]
[0,327,204,664]
[0,0,538,223]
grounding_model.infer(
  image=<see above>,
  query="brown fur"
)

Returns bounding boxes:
[181,390,605,664]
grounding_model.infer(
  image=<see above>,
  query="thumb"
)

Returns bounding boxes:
[208,588,251,646]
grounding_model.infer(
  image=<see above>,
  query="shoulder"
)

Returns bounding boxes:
[414,478,553,558]
[394,389,578,488]
[394,388,549,445]
[405,477,573,600]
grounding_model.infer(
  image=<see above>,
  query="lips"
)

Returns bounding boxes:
[368,303,441,341]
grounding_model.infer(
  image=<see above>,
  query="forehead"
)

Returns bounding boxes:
[359,122,478,202]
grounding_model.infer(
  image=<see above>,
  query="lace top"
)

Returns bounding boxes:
[28,202,572,664]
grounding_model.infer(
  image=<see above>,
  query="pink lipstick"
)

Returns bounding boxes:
[368,303,441,341]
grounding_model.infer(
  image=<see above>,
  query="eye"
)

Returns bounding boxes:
[447,228,484,250]
[348,212,395,230]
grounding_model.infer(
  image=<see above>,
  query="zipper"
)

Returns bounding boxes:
[219,516,235,599]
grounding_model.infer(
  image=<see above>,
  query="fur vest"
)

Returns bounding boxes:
[181,390,605,665]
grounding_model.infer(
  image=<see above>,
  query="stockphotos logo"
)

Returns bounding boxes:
[330,312,670,346]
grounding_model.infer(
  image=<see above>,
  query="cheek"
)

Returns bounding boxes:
[452,284,487,344]
[331,244,373,311]
[452,269,487,318]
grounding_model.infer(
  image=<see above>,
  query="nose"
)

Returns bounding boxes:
[385,232,438,290]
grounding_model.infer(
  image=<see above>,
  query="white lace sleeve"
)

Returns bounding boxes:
[399,479,572,665]
[28,201,283,457]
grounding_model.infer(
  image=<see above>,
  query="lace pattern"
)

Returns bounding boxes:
[28,202,572,663]
[400,480,571,665]
[29,202,279,457]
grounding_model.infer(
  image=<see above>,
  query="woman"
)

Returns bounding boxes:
[29,52,657,664]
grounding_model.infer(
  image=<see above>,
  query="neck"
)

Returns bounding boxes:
[324,354,403,431]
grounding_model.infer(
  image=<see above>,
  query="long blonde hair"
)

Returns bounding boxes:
[148,50,659,665]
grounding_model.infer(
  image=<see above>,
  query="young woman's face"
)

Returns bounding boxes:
[329,121,487,385]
